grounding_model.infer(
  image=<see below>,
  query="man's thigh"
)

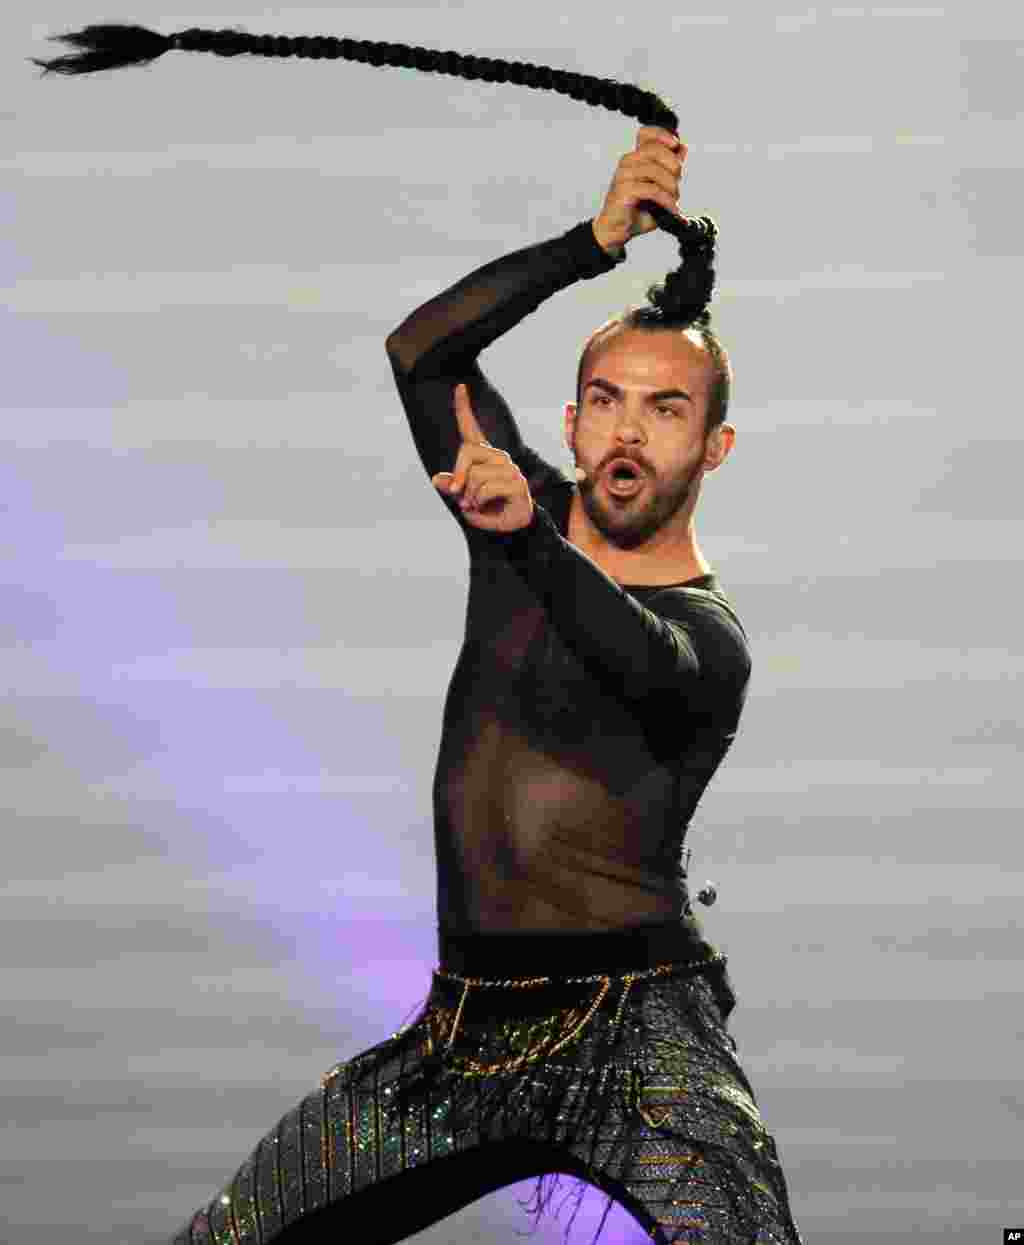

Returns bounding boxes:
[270,1138,584,1245]
[172,1018,579,1245]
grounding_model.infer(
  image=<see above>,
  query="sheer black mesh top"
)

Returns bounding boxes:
[385,219,751,935]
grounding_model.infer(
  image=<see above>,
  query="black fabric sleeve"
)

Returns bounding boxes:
[500,504,751,704]
[384,218,622,511]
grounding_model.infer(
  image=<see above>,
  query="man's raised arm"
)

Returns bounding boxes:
[384,220,625,497]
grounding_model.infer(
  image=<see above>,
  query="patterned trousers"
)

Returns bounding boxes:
[170,920,804,1245]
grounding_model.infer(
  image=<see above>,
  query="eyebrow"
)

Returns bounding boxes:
[584,376,692,405]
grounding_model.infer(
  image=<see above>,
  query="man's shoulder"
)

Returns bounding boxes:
[649,580,743,625]
[648,583,752,678]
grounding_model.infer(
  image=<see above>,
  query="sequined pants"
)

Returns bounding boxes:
[170,919,803,1245]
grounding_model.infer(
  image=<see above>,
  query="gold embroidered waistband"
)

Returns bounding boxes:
[427,954,723,1076]
[433,953,721,991]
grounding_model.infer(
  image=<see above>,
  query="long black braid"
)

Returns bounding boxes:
[30,23,731,436]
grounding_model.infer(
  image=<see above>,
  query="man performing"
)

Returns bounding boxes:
[165,125,804,1244]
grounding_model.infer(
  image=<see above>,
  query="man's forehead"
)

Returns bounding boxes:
[589,329,709,384]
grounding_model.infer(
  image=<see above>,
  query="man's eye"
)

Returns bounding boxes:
[593,394,677,416]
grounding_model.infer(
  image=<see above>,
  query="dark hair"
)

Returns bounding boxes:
[31,26,729,437]
[575,224,732,441]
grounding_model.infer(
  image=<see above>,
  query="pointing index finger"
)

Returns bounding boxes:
[455,382,488,445]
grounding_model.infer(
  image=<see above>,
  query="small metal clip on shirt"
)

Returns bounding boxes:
[684,846,718,907]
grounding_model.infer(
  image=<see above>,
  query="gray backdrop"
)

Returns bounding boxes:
[5,2,1021,1241]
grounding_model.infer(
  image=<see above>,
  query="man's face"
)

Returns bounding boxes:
[566,329,717,552]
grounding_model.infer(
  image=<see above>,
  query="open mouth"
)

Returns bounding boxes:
[604,459,646,496]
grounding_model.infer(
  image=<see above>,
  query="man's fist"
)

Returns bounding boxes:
[593,125,688,251]
[432,384,534,534]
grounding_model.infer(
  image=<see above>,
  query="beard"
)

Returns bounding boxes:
[578,458,702,551]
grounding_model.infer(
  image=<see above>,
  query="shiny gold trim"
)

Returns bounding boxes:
[398,955,723,1079]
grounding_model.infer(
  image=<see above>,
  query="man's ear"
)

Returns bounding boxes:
[564,400,577,448]
[703,423,736,472]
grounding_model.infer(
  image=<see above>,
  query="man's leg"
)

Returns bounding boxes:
[170,1013,478,1243]
[266,1138,585,1244]
[553,974,805,1245]
[571,1124,803,1245]
[170,1007,579,1245]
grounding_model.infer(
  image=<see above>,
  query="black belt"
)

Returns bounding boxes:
[437,914,719,979]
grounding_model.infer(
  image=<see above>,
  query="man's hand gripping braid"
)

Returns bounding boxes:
[432,383,535,534]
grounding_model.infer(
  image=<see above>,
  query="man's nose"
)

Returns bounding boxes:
[614,405,648,432]
[614,421,645,443]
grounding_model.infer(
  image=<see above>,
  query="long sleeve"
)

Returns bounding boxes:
[500,503,751,704]
[385,218,623,498]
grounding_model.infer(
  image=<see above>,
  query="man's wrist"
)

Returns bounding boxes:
[591,219,627,261]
